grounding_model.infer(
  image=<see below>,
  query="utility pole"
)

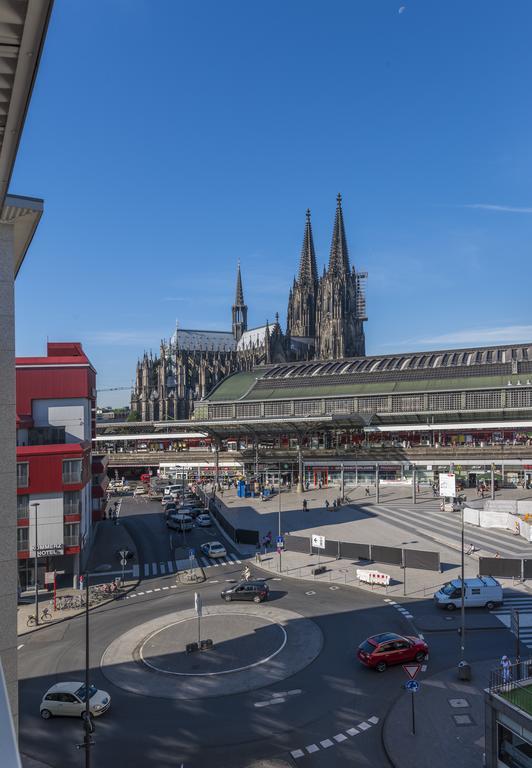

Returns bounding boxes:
[278,461,282,572]
[375,463,380,503]
[84,571,91,768]
[31,502,40,625]
[460,501,466,661]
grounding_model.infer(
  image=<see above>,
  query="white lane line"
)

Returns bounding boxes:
[17,644,24,650]
[358,722,370,731]
[384,598,393,602]
[146,590,153,594]
[132,564,139,579]
[209,580,219,584]
[305,590,316,595]
[404,614,414,619]
[144,564,149,577]
[154,588,161,592]
[151,562,157,576]
[306,744,319,754]
[387,600,397,605]
[130,593,137,598]
[137,591,144,596]
[320,739,334,748]
[290,750,304,759]
[162,586,169,590]
[346,727,359,736]
[170,585,177,589]
[272,577,282,581]
[333,734,347,743]
[368,716,379,724]
[272,689,302,697]
[167,561,173,572]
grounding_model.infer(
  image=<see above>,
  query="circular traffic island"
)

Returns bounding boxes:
[101,605,322,700]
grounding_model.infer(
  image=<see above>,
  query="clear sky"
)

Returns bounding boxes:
[12,0,532,407]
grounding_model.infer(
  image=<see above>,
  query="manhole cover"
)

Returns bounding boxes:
[444,616,455,621]
[449,698,469,708]
[452,714,474,726]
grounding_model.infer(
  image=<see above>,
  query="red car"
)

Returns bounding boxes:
[357,632,428,673]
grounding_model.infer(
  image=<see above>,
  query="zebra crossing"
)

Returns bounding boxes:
[491,593,532,650]
[132,552,242,580]
[368,498,531,558]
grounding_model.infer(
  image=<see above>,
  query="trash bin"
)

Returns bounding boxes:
[458,660,471,681]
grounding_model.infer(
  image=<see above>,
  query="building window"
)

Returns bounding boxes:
[294,400,322,416]
[264,401,292,417]
[62,459,82,484]
[465,390,501,410]
[28,426,66,446]
[497,722,532,766]
[235,403,261,419]
[427,393,462,412]
[63,490,81,517]
[63,522,80,548]
[357,396,390,414]
[17,527,29,552]
[17,495,29,520]
[208,404,234,420]
[17,462,29,488]
[391,395,424,413]
[325,399,353,415]
[506,389,532,409]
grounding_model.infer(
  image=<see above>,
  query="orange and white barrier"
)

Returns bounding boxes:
[356,569,391,586]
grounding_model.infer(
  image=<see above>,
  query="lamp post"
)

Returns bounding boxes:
[278,461,282,572]
[31,502,40,625]
[460,498,466,662]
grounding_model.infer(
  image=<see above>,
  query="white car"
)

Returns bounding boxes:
[201,541,227,558]
[40,682,111,719]
[133,486,146,496]
[196,514,212,527]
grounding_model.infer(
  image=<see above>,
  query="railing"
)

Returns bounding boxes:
[489,658,532,714]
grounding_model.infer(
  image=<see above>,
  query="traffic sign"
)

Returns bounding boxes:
[403,663,421,680]
[120,558,128,567]
[404,680,420,693]
[311,534,325,550]
[439,473,456,497]
[194,592,202,617]
[119,549,129,559]
[188,548,196,559]
[276,536,284,549]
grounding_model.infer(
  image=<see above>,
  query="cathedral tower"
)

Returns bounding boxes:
[232,262,248,341]
[315,194,367,359]
[287,209,318,345]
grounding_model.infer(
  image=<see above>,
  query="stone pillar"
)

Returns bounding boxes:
[297,444,303,493]
[0,223,18,728]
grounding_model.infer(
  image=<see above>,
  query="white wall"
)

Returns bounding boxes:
[32,398,90,442]
[28,494,64,554]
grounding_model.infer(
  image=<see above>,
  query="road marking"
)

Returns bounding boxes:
[289,714,378,758]
[333,734,347,743]
[419,634,425,639]
[346,727,359,736]
[137,591,144,595]
[146,590,153,594]
[17,644,24,650]
[305,590,316,595]
[320,739,334,748]
[384,598,393,602]
[132,565,139,579]
[154,588,161,592]
[130,593,137,598]
[329,586,339,591]
[272,577,282,581]
[306,744,319,754]
[272,689,302,697]
[358,722,370,731]
[208,580,219,584]
[144,564,149,577]
[162,586,169,590]
[291,750,304,759]
[254,697,285,707]
[368,716,379,724]
[170,585,177,589]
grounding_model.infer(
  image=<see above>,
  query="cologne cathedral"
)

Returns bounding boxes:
[131,194,367,420]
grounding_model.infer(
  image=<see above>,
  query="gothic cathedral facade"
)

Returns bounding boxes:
[131,194,367,420]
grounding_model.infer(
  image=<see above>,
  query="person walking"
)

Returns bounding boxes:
[302,499,308,512]
[325,499,330,510]
[365,487,370,497]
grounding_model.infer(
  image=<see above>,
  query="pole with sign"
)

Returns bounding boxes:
[403,664,420,736]
[195,592,202,646]
[311,534,325,566]
[512,609,520,661]
[119,549,129,584]
[439,473,456,498]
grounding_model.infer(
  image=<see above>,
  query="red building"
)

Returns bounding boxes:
[16,342,100,590]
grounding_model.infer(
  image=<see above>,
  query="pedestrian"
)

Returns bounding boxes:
[255,543,261,563]
[318,480,322,490]
[416,482,420,493]
[495,551,501,559]
[332,499,337,509]
[501,655,512,684]
[325,499,330,510]
[305,480,310,491]
[365,487,370,497]
[302,499,308,512]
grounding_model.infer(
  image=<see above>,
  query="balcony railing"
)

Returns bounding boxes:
[63,536,79,548]
[489,659,532,717]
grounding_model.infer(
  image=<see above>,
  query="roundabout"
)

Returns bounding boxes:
[101,604,323,699]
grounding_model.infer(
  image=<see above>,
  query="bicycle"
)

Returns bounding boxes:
[26,608,53,626]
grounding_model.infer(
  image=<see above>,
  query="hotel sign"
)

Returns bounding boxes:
[32,543,64,556]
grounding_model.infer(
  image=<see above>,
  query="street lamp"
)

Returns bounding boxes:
[460,495,466,662]
[278,461,282,572]
[31,502,40,625]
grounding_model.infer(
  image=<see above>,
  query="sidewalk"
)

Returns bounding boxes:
[17,518,139,636]
[382,659,492,768]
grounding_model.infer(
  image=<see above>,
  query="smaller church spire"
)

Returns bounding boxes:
[235,260,245,305]
[232,262,248,342]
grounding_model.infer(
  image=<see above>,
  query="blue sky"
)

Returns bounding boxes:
[12,0,532,407]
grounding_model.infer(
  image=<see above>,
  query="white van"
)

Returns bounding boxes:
[164,485,182,497]
[434,576,503,611]
[166,513,193,531]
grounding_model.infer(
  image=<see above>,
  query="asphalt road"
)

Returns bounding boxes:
[18,497,516,768]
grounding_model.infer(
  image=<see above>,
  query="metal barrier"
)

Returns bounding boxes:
[479,557,522,578]
[371,544,403,566]
[403,549,441,572]
[285,534,311,554]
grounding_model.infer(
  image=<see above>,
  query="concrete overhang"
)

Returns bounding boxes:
[2,193,43,275]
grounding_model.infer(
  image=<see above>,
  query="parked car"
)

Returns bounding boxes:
[166,513,194,531]
[133,486,146,496]
[164,502,178,513]
[201,541,227,559]
[40,682,111,719]
[221,580,269,603]
[357,632,428,673]
[434,577,503,611]
[196,514,212,527]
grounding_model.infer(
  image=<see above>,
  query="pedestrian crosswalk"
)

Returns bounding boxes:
[132,553,242,580]
[491,593,532,650]
[367,499,532,558]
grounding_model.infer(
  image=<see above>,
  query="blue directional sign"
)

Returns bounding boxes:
[276,535,284,550]
[404,680,420,693]
[188,548,195,558]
